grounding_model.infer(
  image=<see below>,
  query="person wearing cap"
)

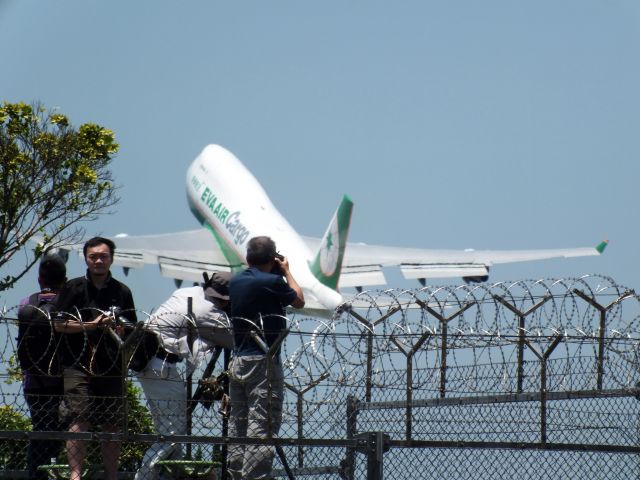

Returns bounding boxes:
[16,254,67,480]
[134,271,233,480]
[227,236,305,480]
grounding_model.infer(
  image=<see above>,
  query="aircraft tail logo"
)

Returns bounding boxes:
[309,195,353,290]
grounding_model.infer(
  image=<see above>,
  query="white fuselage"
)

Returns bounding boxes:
[185,145,343,310]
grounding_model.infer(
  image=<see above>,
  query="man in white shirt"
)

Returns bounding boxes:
[134,272,232,480]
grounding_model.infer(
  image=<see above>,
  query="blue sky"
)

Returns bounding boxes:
[1,1,638,312]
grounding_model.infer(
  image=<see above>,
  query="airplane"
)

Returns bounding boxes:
[54,144,608,313]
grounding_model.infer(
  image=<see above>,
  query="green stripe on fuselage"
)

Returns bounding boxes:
[189,197,245,271]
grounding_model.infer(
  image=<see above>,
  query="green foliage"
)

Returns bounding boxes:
[1,315,22,385]
[4,353,22,385]
[0,405,31,470]
[0,101,120,291]
[120,380,155,471]
[0,380,154,474]
[82,380,154,472]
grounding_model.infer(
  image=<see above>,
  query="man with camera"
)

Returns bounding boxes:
[133,271,233,480]
[227,236,305,480]
[54,236,137,480]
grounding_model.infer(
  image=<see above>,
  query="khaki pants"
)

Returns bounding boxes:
[227,355,284,480]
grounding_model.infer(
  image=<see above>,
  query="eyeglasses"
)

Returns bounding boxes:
[87,253,111,262]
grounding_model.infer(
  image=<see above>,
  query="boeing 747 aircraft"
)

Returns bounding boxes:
[60,145,607,312]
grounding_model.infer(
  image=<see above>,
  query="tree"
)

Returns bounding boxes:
[0,101,119,291]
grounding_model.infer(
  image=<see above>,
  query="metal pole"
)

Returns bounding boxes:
[344,395,359,480]
[524,334,563,444]
[186,296,194,459]
[347,307,401,403]
[284,372,329,469]
[366,432,387,480]
[221,347,230,480]
[391,331,431,441]
[493,295,552,393]
[420,300,476,398]
[572,289,633,390]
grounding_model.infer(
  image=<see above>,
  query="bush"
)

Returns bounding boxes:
[0,405,31,470]
[0,380,153,473]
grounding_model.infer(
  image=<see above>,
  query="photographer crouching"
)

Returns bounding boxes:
[132,271,233,480]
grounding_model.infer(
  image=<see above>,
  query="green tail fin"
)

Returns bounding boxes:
[308,194,354,290]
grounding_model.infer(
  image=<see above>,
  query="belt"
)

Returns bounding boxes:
[155,348,181,364]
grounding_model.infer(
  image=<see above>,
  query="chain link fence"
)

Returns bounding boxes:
[1,274,639,479]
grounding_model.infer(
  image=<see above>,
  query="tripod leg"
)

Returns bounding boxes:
[275,445,295,480]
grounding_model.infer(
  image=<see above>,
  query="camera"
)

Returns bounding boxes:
[108,306,134,329]
[271,252,285,276]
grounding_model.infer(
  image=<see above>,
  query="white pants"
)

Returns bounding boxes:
[135,357,187,480]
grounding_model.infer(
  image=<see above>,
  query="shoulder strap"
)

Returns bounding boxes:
[27,292,40,306]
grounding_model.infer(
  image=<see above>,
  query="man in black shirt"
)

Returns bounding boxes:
[17,254,67,480]
[55,237,137,480]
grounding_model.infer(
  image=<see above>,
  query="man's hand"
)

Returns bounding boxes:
[274,255,305,309]
[274,256,290,274]
[92,313,114,329]
[54,312,115,334]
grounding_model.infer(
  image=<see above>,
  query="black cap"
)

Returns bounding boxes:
[203,271,231,301]
[39,254,67,285]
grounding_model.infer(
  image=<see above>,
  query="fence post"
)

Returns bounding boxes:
[221,347,230,480]
[186,296,194,459]
[390,332,431,440]
[284,372,329,468]
[493,295,552,393]
[362,431,389,480]
[418,300,476,398]
[572,289,633,389]
[523,334,563,444]
[346,307,401,402]
[344,395,360,480]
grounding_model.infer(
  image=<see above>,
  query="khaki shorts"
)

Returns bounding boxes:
[61,367,124,427]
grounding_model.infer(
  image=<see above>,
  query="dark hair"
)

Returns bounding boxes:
[246,236,277,266]
[83,236,116,258]
[39,254,67,286]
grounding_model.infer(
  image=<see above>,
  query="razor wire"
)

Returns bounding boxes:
[1,274,639,478]
[1,275,639,419]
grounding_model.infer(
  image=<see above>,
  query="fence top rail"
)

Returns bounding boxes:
[357,387,638,410]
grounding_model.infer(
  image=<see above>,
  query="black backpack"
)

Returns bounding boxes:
[127,329,160,372]
[16,291,60,374]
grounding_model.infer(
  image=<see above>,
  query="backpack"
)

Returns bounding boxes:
[127,329,160,372]
[16,291,60,374]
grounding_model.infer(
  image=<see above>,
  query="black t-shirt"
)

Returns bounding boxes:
[55,272,137,375]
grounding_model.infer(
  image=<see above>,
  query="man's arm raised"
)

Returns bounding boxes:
[276,256,305,309]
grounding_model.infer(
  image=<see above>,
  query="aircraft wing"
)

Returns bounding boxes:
[92,229,236,284]
[301,236,607,288]
[61,229,604,290]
